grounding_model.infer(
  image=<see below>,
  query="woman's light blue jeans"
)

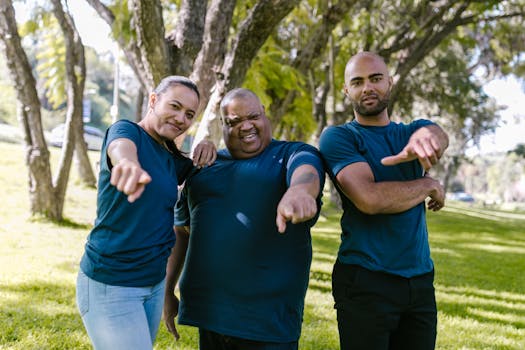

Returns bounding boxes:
[76,270,166,350]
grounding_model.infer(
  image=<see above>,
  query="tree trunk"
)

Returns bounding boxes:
[135,87,146,122]
[166,0,207,76]
[0,0,61,220]
[268,0,360,128]
[129,0,170,88]
[51,0,97,189]
[190,0,237,113]
[312,65,330,142]
[74,143,97,187]
[193,0,301,148]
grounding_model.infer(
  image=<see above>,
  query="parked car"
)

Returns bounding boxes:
[447,191,475,203]
[49,123,105,151]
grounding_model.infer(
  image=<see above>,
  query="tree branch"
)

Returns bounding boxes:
[190,0,237,111]
[129,0,170,88]
[222,0,301,89]
[293,0,360,73]
[388,3,472,112]
[84,0,114,25]
[84,0,149,91]
[166,0,207,75]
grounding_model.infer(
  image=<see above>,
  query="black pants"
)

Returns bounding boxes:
[332,261,437,350]
[199,328,298,350]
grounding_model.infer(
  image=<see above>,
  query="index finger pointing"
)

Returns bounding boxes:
[381,153,413,166]
[276,213,287,233]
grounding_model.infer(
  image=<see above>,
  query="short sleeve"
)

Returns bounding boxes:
[409,119,435,133]
[103,120,141,170]
[285,144,325,189]
[319,124,365,178]
[106,120,141,146]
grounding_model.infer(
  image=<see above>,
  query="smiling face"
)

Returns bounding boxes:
[344,52,393,125]
[221,91,272,159]
[143,84,199,143]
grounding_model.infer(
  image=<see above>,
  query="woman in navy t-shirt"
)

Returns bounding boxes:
[76,76,215,350]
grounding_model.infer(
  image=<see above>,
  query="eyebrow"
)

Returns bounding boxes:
[169,99,196,114]
[349,73,384,82]
[225,111,260,121]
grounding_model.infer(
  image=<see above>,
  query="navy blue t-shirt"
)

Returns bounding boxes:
[174,140,325,342]
[80,120,193,287]
[319,119,434,278]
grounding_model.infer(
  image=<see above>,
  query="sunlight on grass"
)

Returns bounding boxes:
[438,314,525,350]
[437,288,525,318]
[431,247,462,257]
[463,235,525,249]
[468,308,524,327]
[438,285,525,302]
[301,289,339,350]
[1,141,525,349]
[460,242,525,254]
[313,226,340,234]
[443,205,525,221]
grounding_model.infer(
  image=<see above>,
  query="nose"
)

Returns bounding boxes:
[239,119,254,130]
[362,79,374,93]
[173,110,187,124]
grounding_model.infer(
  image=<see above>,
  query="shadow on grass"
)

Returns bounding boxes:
[29,215,91,229]
[428,209,525,348]
[309,204,525,348]
[0,281,90,349]
[437,286,525,330]
[309,269,332,294]
[430,210,525,293]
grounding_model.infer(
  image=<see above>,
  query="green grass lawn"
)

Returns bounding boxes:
[0,141,524,349]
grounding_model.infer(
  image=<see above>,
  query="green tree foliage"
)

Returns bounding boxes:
[86,0,525,142]
[244,38,314,140]
[7,1,136,133]
[509,143,525,158]
[9,0,525,158]
[36,19,66,109]
[109,0,133,44]
[18,6,69,111]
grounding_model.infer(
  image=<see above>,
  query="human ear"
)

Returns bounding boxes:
[343,84,349,96]
[149,93,157,109]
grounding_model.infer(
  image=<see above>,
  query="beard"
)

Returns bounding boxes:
[351,94,389,117]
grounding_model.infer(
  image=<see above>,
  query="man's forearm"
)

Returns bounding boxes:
[165,226,189,295]
[342,176,441,215]
[289,164,321,198]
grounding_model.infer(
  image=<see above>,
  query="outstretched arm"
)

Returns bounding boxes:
[381,124,449,170]
[163,226,190,341]
[336,162,445,214]
[107,138,151,203]
[276,164,321,233]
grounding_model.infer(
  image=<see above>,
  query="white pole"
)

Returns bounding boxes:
[110,44,120,123]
